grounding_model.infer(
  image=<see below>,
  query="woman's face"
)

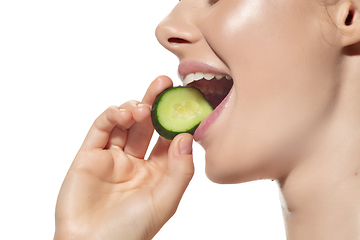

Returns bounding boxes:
[156,0,340,183]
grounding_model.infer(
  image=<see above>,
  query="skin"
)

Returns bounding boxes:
[157,0,341,183]
[156,0,360,238]
[55,0,360,239]
[54,76,195,240]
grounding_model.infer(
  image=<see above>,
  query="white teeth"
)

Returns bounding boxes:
[194,72,204,80]
[204,73,214,80]
[183,73,195,86]
[182,72,232,86]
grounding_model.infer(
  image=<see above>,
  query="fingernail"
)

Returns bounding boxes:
[179,136,193,155]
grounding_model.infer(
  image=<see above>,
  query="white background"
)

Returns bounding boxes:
[0,1,286,239]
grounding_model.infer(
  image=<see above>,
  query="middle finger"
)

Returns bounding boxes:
[123,76,173,159]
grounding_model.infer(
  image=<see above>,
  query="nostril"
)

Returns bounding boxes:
[168,37,191,44]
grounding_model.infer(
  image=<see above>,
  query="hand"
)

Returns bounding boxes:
[54,76,194,240]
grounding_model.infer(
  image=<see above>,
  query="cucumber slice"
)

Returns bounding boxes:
[151,86,213,140]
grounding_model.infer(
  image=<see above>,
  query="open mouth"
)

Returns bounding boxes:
[183,72,233,109]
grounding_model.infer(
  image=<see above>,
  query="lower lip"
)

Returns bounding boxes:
[194,88,233,142]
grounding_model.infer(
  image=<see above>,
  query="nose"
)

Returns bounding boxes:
[155,3,202,58]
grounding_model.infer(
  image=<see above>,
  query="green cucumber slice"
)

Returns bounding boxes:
[151,86,213,140]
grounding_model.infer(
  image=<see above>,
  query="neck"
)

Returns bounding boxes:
[278,66,360,239]
[279,143,360,239]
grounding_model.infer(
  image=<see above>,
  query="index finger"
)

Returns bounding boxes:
[142,75,173,106]
[121,76,173,158]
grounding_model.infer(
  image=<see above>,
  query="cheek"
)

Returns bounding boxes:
[204,59,337,184]
[203,98,294,184]
[201,2,338,183]
[207,0,323,72]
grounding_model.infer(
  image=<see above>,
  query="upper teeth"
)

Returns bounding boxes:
[183,72,232,86]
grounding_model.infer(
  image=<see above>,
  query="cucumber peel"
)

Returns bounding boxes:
[151,86,213,140]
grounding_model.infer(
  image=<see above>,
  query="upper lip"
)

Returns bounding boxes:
[178,60,230,81]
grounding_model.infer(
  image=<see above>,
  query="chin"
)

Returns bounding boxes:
[205,169,239,184]
[205,166,260,185]
[205,163,276,185]
[203,145,285,184]
[203,154,256,184]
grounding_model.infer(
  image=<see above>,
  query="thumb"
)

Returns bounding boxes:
[153,133,194,219]
[167,133,194,179]
[167,133,194,192]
